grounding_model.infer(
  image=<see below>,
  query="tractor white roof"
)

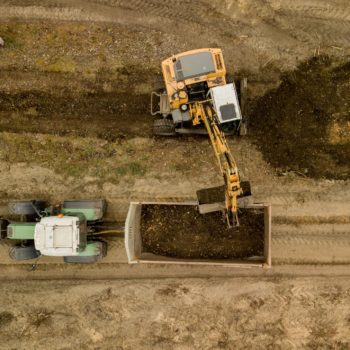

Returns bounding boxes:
[34,216,80,256]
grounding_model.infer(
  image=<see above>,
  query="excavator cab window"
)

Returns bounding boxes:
[174,52,215,81]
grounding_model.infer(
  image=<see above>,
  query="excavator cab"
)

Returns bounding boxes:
[151,48,247,136]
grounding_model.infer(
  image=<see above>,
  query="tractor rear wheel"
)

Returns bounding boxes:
[153,119,176,136]
[63,241,107,263]
[0,219,9,239]
[9,245,40,260]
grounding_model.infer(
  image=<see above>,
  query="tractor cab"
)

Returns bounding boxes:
[4,199,107,263]
[34,213,87,257]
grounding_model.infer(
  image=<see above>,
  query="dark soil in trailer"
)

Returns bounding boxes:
[140,205,265,259]
[249,56,350,180]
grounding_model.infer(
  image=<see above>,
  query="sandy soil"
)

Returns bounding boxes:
[1,278,350,349]
[0,0,350,348]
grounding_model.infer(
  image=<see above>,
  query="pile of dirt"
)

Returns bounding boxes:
[249,56,350,180]
[140,205,265,259]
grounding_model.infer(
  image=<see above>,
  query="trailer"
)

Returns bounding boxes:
[125,202,271,268]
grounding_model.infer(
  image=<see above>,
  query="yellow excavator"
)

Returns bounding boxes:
[151,48,251,226]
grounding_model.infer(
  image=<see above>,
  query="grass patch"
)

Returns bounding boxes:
[134,82,151,94]
[171,163,189,174]
[115,162,146,176]
[128,162,146,176]
[39,56,76,73]
[1,34,22,49]
[0,132,147,180]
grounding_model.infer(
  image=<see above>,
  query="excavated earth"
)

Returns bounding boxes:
[0,90,150,140]
[250,56,350,180]
[141,205,264,259]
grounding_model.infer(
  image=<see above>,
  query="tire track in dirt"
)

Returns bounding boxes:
[85,0,244,41]
[271,2,350,48]
[219,0,350,51]
[99,0,210,19]
[272,233,350,264]
[270,0,350,22]
[273,215,350,225]
[290,18,350,47]
[257,186,350,263]
[90,0,224,28]
[0,0,242,42]
[260,200,350,216]
[273,223,350,241]
[273,235,350,248]
[0,5,110,22]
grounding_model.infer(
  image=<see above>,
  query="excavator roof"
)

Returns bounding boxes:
[163,48,221,60]
[161,48,226,98]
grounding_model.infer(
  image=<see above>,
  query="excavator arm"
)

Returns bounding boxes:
[190,101,246,227]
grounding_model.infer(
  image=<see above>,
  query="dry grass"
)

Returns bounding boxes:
[37,56,76,73]
[0,22,160,76]
[0,132,147,180]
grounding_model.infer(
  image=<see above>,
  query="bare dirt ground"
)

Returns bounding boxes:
[1,278,350,349]
[0,0,350,348]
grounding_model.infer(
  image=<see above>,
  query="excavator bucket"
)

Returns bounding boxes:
[125,201,272,268]
[197,185,225,214]
[196,181,252,215]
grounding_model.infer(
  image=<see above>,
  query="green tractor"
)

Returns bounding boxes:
[0,199,108,263]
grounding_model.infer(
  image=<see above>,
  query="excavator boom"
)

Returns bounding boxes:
[190,101,245,226]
